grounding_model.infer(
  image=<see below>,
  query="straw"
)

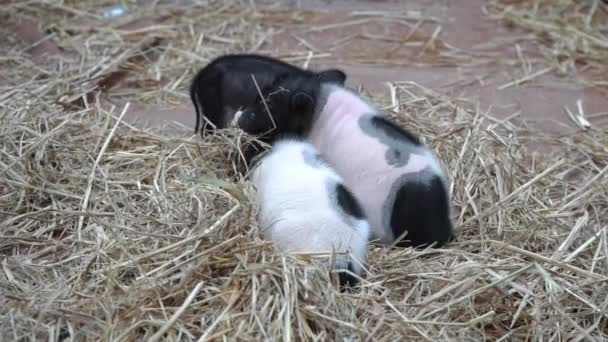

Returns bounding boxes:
[1,0,607,340]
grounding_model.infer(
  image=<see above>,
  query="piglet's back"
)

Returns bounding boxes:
[250,139,370,283]
[307,85,453,246]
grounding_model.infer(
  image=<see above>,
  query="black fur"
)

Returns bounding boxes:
[317,69,347,84]
[335,183,365,220]
[390,174,454,248]
[369,116,422,146]
[358,114,423,168]
[337,262,360,289]
[189,54,346,141]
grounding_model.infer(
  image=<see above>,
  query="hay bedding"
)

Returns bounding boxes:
[1,0,608,340]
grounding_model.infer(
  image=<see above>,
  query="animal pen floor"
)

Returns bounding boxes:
[2,0,608,340]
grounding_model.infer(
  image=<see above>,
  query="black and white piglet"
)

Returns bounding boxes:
[250,138,370,287]
[307,84,454,248]
[189,54,347,140]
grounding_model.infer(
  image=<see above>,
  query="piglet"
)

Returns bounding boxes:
[251,138,370,287]
[306,84,454,248]
[189,54,346,140]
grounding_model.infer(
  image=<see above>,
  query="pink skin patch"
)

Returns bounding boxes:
[308,85,441,244]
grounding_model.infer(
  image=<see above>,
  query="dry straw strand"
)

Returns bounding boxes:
[1,0,607,340]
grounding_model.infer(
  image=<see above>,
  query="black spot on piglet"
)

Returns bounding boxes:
[336,183,364,220]
[390,173,454,248]
[369,116,422,146]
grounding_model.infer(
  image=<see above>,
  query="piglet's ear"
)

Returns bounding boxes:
[317,69,347,85]
[291,92,314,114]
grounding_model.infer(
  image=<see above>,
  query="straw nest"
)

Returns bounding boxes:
[1,1,607,340]
[484,0,608,92]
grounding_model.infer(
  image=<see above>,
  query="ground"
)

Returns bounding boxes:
[1,0,607,341]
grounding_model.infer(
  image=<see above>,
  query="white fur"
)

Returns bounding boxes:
[251,139,369,275]
[229,109,244,128]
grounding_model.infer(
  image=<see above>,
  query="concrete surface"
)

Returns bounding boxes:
[8,0,608,135]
